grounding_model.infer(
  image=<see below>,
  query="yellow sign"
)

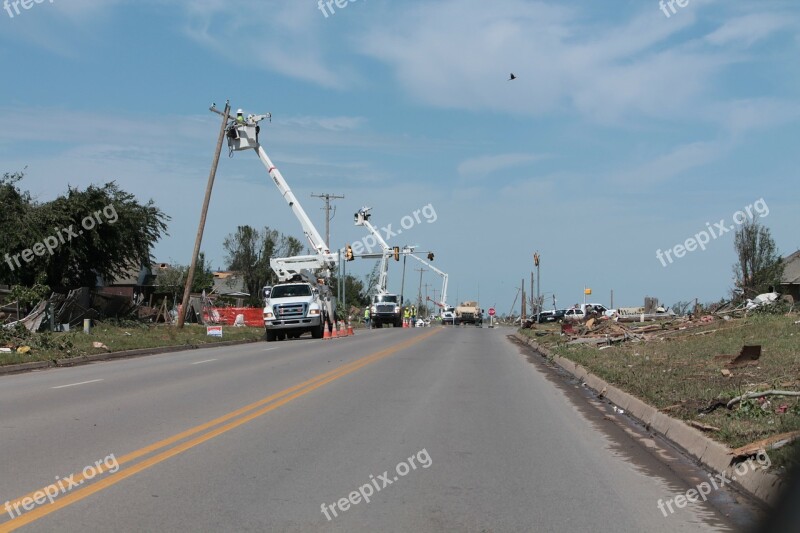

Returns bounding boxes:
[584,288,592,295]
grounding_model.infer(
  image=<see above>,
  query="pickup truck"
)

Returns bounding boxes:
[563,303,608,322]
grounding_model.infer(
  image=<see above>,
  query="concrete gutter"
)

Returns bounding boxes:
[514,332,785,506]
[0,338,261,375]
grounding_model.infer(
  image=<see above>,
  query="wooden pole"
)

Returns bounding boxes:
[177,101,230,328]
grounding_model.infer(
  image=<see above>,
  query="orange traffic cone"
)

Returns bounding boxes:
[348,323,354,336]
[403,319,409,328]
[323,328,331,340]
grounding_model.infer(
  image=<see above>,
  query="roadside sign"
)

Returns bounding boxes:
[488,307,496,316]
[207,326,223,337]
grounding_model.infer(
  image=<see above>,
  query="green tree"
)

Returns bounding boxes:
[330,273,370,312]
[222,226,306,306]
[155,253,215,301]
[733,220,784,298]
[0,174,170,291]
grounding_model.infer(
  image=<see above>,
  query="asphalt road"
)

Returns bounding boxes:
[0,326,749,532]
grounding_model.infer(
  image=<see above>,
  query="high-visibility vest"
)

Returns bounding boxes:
[404,309,410,318]
[236,115,245,124]
[364,309,370,318]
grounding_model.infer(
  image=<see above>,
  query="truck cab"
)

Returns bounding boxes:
[370,293,403,328]
[263,282,326,341]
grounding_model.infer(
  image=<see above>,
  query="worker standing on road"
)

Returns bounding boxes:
[410,305,417,327]
[318,278,337,335]
[364,307,371,329]
[403,307,411,327]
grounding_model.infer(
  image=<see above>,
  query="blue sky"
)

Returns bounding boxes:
[1,0,798,313]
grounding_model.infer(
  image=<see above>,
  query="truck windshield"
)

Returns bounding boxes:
[270,285,312,298]
[374,295,398,303]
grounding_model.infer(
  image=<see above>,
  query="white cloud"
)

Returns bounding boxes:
[612,141,725,186]
[705,12,798,47]
[706,99,800,137]
[180,0,350,89]
[354,0,734,124]
[457,153,545,180]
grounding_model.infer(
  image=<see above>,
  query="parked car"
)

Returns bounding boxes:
[536,309,566,323]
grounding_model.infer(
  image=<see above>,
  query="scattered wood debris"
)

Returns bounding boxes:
[730,430,800,460]
[689,420,720,432]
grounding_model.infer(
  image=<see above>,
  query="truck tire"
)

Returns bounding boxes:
[265,329,276,342]
[277,332,286,341]
[311,322,324,339]
[394,319,402,328]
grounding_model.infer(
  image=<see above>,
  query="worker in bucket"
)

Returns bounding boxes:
[227,109,246,140]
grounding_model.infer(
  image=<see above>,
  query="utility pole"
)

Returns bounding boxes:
[400,253,408,305]
[521,278,526,320]
[424,283,431,317]
[414,267,426,310]
[311,192,345,249]
[178,101,230,329]
[530,271,535,314]
[534,251,541,315]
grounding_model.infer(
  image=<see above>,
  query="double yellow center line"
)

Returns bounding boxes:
[1,329,440,531]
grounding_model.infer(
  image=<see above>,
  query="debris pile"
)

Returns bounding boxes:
[559,315,716,346]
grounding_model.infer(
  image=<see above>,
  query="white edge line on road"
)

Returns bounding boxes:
[51,379,104,389]
[190,359,218,365]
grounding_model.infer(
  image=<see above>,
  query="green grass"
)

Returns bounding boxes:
[0,323,265,366]
[520,315,800,470]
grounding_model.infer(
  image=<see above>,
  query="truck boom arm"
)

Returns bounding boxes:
[355,207,393,295]
[224,111,337,282]
[405,251,448,310]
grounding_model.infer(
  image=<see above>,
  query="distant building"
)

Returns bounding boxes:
[780,250,800,302]
[212,271,250,306]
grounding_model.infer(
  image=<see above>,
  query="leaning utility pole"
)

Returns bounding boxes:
[178,101,230,329]
[311,192,345,249]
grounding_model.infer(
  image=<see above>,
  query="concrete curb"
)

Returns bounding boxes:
[0,360,52,375]
[0,338,261,375]
[513,332,785,506]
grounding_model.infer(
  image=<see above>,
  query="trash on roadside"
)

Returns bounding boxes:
[92,341,109,349]
[16,346,31,354]
[720,369,732,377]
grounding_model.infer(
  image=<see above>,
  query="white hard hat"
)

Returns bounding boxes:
[237,109,243,114]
